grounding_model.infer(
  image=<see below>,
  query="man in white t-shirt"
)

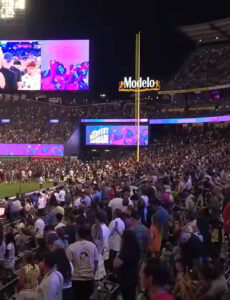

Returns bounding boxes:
[54,190,61,203]
[69,169,74,180]
[108,208,125,272]
[66,226,99,300]
[38,193,47,210]
[39,176,44,189]
[95,211,110,271]
[108,191,133,216]
[34,211,45,241]
[21,170,26,182]
[59,187,66,203]
[28,170,32,182]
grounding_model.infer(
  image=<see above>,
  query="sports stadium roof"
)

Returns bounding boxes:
[180,17,230,44]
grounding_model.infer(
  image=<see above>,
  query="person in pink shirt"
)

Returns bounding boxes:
[139,258,174,300]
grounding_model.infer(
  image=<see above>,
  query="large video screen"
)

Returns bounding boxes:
[0,40,89,91]
[86,125,148,146]
[0,144,64,156]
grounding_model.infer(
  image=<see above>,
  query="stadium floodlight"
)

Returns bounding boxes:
[0,0,25,19]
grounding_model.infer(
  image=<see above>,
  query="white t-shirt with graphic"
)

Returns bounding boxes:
[66,240,99,281]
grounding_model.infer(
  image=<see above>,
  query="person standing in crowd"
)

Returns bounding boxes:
[154,203,170,243]
[17,251,40,300]
[12,195,22,218]
[37,193,47,215]
[34,210,45,245]
[53,248,73,300]
[95,211,110,273]
[59,187,66,204]
[4,232,16,270]
[108,208,125,272]
[139,258,173,300]
[130,210,149,259]
[149,215,162,257]
[48,197,64,227]
[54,227,69,250]
[66,226,99,300]
[36,252,63,300]
[0,225,6,266]
[92,216,106,280]
[197,262,228,300]
[39,175,44,190]
[176,230,204,270]
[108,191,133,215]
[66,214,78,245]
[54,213,66,231]
[114,230,141,300]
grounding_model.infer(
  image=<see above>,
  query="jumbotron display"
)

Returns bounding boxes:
[86,125,148,146]
[0,40,89,91]
[0,144,64,156]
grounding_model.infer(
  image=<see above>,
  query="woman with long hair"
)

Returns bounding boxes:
[114,230,140,300]
[53,248,73,300]
[17,250,40,300]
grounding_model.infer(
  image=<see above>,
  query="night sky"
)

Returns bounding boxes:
[26,0,230,97]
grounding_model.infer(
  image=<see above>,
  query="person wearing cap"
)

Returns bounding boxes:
[0,49,17,90]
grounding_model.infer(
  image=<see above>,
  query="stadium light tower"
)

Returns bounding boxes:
[0,0,26,19]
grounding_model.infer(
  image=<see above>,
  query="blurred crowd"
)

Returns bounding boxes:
[0,126,229,299]
[0,92,230,143]
[166,44,230,90]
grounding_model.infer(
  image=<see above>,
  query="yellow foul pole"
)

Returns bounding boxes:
[135,32,141,162]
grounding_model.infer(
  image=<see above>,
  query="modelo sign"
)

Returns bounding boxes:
[119,77,160,92]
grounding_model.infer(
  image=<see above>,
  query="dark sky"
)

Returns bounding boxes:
[27,0,230,98]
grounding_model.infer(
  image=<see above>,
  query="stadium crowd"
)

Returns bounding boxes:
[166,44,230,90]
[0,93,230,143]
[0,126,229,299]
[0,40,230,300]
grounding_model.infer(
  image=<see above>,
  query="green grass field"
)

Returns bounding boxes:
[0,182,54,198]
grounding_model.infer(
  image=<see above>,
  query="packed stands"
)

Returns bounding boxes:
[166,44,230,90]
[0,92,230,143]
[0,127,229,299]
